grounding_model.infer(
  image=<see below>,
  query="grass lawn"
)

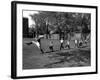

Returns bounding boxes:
[23,38,91,69]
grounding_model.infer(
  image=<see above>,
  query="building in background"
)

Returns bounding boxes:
[23,17,29,38]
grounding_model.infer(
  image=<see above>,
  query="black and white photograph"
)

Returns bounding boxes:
[11,1,97,79]
[23,11,91,69]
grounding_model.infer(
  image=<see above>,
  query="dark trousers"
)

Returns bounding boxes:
[49,46,53,52]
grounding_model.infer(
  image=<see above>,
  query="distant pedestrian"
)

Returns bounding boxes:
[75,39,78,48]
[78,40,83,47]
[65,40,70,49]
[49,41,53,52]
[67,40,70,49]
[60,39,64,50]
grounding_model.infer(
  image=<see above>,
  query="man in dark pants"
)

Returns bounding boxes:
[60,39,64,50]
[49,41,53,52]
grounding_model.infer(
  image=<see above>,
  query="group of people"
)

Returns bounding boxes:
[26,33,90,53]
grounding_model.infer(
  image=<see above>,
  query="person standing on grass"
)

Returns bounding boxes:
[60,39,64,50]
[78,40,83,47]
[49,41,53,52]
[74,39,78,48]
[66,40,70,49]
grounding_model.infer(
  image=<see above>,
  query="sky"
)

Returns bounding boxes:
[23,11,39,28]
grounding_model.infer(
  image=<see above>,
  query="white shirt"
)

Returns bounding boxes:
[32,41,40,48]
[60,39,63,43]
